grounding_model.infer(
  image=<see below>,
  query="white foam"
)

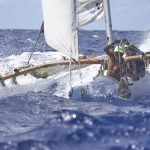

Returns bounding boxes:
[139,33,150,53]
[0,51,64,75]
[92,35,99,38]
[0,51,150,100]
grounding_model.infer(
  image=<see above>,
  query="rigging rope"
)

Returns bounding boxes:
[68,59,73,97]
[69,59,72,86]
[78,59,82,84]
[27,22,44,65]
[78,58,89,97]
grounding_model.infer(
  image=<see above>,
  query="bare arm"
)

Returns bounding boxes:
[104,44,114,57]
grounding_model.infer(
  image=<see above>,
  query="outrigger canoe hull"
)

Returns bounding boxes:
[1,54,150,81]
[0,54,150,100]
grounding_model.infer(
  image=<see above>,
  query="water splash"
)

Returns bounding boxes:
[139,33,150,52]
[0,51,150,100]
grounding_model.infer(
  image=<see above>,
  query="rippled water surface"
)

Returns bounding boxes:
[0,30,150,150]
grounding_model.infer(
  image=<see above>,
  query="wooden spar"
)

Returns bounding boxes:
[2,56,103,81]
[125,54,150,61]
[1,54,150,81]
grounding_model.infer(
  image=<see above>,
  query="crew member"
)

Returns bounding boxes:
[104,39,126,81]
[121,38,139,56]
[121,38,145,81]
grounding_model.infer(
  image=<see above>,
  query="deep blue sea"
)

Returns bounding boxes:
[0,29,150,150]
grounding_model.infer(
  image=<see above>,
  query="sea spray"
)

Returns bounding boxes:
[139,33,150,52]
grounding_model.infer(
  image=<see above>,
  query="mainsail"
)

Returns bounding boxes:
[78,0,104,27]
[42,0,104,60]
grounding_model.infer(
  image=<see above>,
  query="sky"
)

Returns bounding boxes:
[0,0,150,30]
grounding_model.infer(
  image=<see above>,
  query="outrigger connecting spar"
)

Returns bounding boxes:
[0,54,150,85]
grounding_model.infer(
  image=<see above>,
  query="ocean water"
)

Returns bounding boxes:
[0,29,150,150]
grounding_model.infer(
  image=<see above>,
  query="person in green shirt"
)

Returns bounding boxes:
[121,38,145,81]
[104,39,126,81]
[121,38,139,56]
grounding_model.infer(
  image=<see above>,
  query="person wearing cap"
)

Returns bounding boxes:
[121,38,139,56]
[104,39,126,81]
[121,38,145,81]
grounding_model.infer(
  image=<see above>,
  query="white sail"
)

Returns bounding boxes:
[42,0,104,60]
[42,0,78,60]
[78,0,104,27]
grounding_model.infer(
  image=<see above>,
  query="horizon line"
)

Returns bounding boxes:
[0,28,149,32]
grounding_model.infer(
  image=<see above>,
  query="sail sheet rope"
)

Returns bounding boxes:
[27,22,44,65]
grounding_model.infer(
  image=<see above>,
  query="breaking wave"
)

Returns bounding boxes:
[139,33,150,52]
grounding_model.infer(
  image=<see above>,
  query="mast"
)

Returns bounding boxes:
[103,0,112,44]
[72,0,79,60]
